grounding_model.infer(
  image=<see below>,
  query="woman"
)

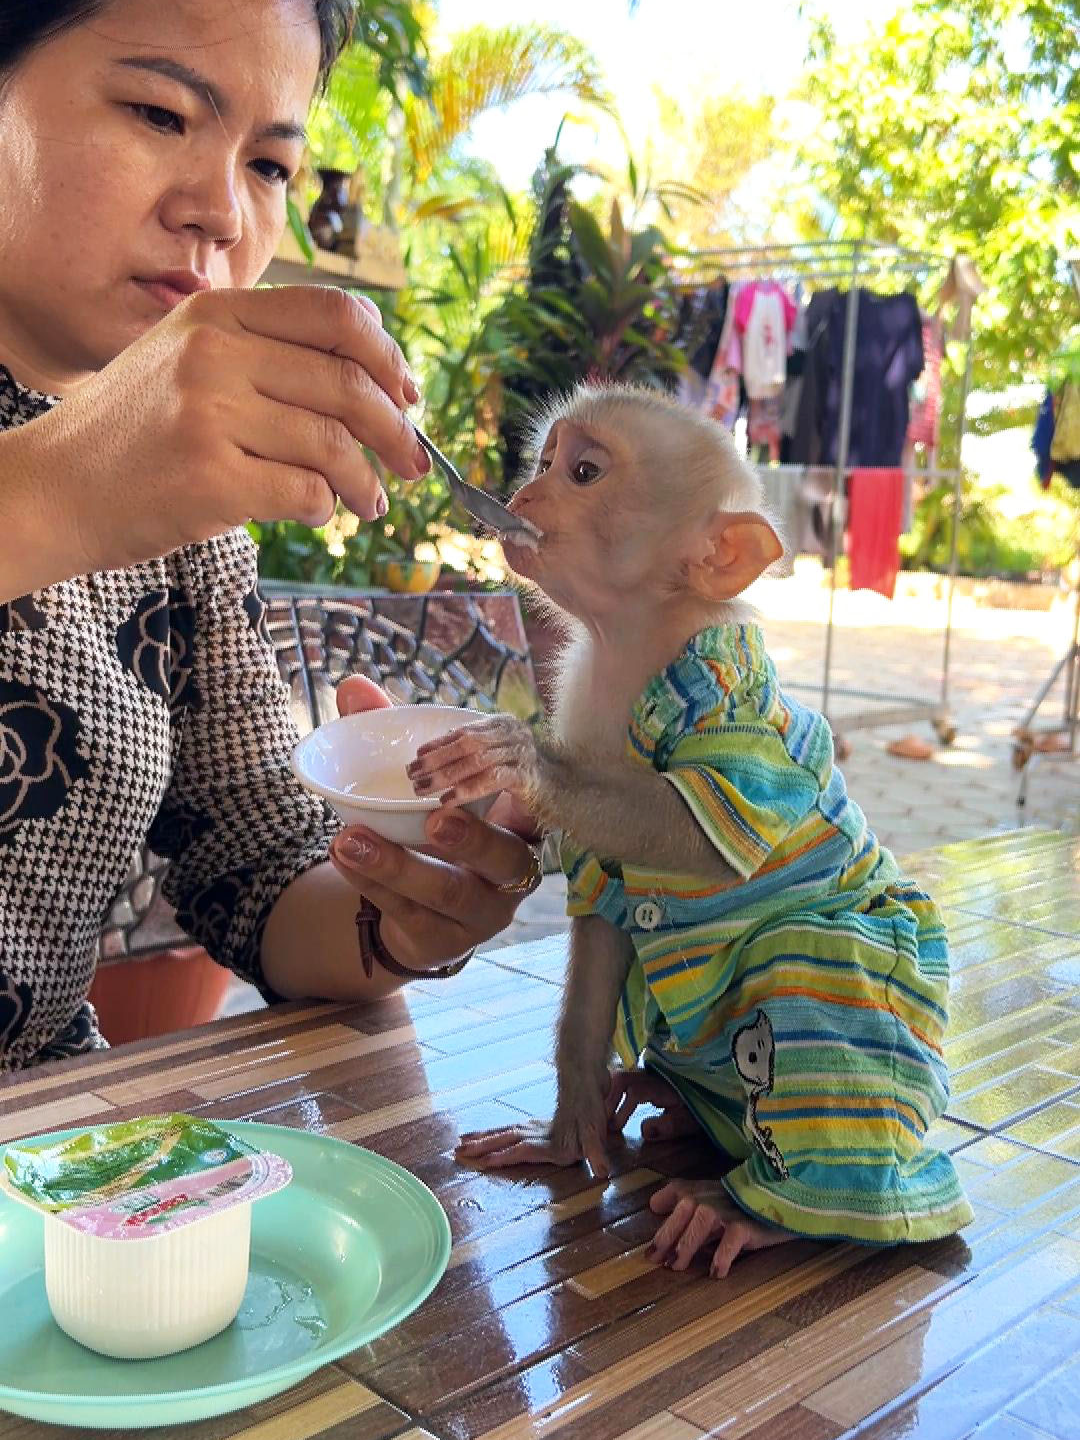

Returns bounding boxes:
[0,0,540,1070]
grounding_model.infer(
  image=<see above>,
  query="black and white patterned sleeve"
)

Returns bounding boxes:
[147,532,339,997]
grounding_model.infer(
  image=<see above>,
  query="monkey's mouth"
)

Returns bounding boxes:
[502,530,543,559]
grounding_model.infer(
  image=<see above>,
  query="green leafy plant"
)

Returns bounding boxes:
[900,477,1078,579]
[377,469,453,560]
[487,148,685,486]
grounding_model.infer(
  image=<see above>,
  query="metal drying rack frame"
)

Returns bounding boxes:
[1013,256,1080,822]
[676,238,976,743]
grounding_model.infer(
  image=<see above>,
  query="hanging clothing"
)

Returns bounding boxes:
[1050,382,1080,464]
[822,291,925,468]
[847,469,905,599]
[705,346,741,429]
[735,281,798,400]
[780,297,810,446]
[748,393,784,462]
[787,291,837,467]
[715,280,746,377]
[1032,389,1056,488]
[757,468,798,576]
[675,282,730,381]
[678,367,708,412]
[906,314,944,451]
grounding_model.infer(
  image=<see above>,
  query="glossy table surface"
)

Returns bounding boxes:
[4,828,1080,1440]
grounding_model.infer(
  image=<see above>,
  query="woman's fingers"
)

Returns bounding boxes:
[328,857,474,970]
[336,675,393,716]
[422,809,539,892]
[329,816,533,965]
[222,286,417,413]
[238,394,386,522]
[242,331,428,487]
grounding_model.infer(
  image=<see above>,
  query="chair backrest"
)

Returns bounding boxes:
[97,586,540,961]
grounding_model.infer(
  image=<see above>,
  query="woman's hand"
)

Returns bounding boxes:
[328,678,542,972]
[2,286,430,599]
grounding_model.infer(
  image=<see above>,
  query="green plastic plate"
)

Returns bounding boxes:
[0,1121,451,1429]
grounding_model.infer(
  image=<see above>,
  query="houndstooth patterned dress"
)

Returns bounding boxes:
[0,366,336,1070]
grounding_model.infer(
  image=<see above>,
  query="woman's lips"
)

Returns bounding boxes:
[134,278,195,312]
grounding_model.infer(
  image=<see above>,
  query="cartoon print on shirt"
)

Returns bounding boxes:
[732,1009,789,1180]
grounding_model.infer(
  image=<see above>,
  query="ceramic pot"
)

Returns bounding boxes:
[372,558,442,594]
[308,168,352,251]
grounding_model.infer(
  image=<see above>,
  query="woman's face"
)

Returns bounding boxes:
[0,0,322,390]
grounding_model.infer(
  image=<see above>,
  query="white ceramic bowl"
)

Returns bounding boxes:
[291,704,497,846]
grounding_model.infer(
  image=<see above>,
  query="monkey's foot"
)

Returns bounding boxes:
[607,1068,699,1141]
[648,1178,796,1278]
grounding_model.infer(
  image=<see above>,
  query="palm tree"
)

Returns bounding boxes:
[308,21,612,230]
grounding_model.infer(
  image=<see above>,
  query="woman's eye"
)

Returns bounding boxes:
[571,460,602,485]
[131,103,184,135]
[251,159,291,185]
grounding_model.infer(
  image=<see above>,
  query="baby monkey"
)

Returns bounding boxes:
[409,385,971,1278]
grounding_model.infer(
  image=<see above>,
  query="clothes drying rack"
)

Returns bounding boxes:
[1014,255,1080,821]
[677,238,976,742]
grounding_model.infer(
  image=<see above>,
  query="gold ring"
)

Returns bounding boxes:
[496,844,544,897]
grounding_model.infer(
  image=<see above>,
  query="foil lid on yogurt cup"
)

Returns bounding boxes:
[1,1114,291,1241]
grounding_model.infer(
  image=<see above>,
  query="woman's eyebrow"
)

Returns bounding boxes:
[112,56,308,144]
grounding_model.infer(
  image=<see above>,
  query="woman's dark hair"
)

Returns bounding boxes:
[0,0,355,88]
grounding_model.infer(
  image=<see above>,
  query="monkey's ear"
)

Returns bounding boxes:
[689,511,783,601]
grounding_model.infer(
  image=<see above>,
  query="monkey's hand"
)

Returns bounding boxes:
[607,1068,700,1142]
[408,715,545,811]
[647,1179,794,1278]
[456,1077,613,1178]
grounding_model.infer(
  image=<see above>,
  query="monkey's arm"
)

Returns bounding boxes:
[456,915,633,1176]
[409,716,743,882]
[556,914,634,1099]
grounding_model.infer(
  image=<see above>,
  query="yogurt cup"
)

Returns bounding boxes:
[1,1115,291,1360]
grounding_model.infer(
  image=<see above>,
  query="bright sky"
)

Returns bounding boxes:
[433,0,884,190]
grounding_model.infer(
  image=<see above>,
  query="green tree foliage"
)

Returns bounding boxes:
[797,0,1079,392]
[651,89,776,248]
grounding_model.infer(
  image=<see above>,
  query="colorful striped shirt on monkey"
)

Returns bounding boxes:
[561,624,972,1244]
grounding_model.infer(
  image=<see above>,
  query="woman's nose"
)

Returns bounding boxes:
[160,172,243,248]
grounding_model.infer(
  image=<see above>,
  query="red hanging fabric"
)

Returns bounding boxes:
[847,469,905,599]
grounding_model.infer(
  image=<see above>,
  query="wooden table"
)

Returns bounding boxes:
[4,829,1080,1440]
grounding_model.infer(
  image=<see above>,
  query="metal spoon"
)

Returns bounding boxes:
[413,428,542,545]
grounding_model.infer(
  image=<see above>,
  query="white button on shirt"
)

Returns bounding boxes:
[633,900,664,931]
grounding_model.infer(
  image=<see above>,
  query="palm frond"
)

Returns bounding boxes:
[406,24,613,182]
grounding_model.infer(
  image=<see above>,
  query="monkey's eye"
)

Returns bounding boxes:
[535,456,552,477]
[571,460,602,486]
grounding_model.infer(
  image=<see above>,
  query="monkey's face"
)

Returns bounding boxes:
[504,414,672,620]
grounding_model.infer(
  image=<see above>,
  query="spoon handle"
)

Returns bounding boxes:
[413,429,541,540]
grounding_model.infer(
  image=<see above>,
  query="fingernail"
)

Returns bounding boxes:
[413,775,432,793]
[414,439,432,475]
[430,813,467,844]
[403,371,420,405]
[376,487,388,518]
[336,835,378,867]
